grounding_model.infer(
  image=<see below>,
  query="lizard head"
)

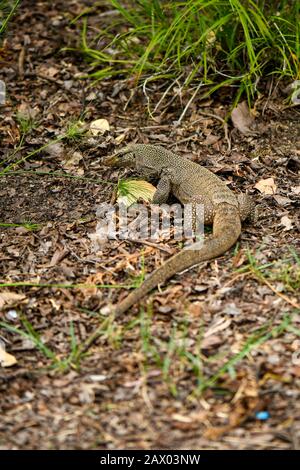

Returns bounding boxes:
[103,144,166,178]
[103,145,136,169]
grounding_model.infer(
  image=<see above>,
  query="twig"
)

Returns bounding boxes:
[223,272,248,286]
[125,237,173,254]
[142,76,155,120]
[153,73,184,114]
[18,47,25,78]
[170,134,197,147]
[176,82,203,127]
[114,125,171,133]
[225,270,300,310]
[257,275,300,310]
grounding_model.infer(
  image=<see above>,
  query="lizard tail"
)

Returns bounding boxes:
[115,204,241,315]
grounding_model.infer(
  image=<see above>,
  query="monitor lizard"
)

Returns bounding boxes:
[103,144,255,315]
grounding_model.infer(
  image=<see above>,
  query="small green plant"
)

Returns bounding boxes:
[136,304,296,395]
[0,135,63,175]
[117,179,156,206]
[139,306,162,365]
[240,248,300,294]
[198,313,294,393]
[64,119,87,142]
[127,252,146,288]
[15,111,38,135]
[0,316,117,371]
[0,119,88,175]
[70,313,124,361]
[0,111,39,167]
[0,318,66,371]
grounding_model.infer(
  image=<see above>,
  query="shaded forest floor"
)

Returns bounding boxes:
[0,0,299,449]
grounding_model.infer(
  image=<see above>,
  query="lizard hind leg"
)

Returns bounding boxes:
[237,194,256,222]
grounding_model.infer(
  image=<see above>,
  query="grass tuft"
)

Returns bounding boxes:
[0,0,19,38]
[76,0,300,106]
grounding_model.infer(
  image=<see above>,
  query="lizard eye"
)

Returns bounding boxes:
[119,153,135,168]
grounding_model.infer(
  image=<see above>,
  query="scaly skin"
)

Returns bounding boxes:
[103,144,255,315]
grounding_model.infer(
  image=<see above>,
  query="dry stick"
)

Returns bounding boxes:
[156,74,187,120]
[147,76,181,120]
[110,187,118,204]
[124,87,137,112]
[153,73,185,114]
[223,272,249,286]
[257,274,300,310]
[262,75,275,116]
[0,282,131,289]
[158,93,180,119]
[115,117,230,151]
[18,47,25,78]
[125,237,173,254]
[114,125,172,133]
[170,134,198,147]
[176,82,204,127]
[171,112,231,151]
[140,65,183,117]
[24,72,81,99]
[153,79,178,114]
[142,75,155,120]
[225,271,300,310]
[75,316,115,359]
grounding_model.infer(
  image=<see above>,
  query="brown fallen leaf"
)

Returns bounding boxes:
[204,317,231,337]
[17,102,39,120]
[38,65,59,78]
[62,151,84,175]
[204,370,259,440]
[89,118,110,135]
[273,195,292,206]
[231,101,258,136]
[44,142,64,158]
[201,335,222,350]
[291,366,300,377]
[254,177,277,195]
[202,134,220,146]
[280,215,293,231]
[291,186,300,195]
[115,133,126,144]
[0,345,17,367]
[49,247,69,267]
[0,291,26,310]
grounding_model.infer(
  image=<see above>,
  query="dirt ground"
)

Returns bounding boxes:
[0,1,300,450]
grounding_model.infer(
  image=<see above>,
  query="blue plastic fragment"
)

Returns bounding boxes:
[256,411,270,420]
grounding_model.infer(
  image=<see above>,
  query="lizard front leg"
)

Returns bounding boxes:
[152,175,172,204]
